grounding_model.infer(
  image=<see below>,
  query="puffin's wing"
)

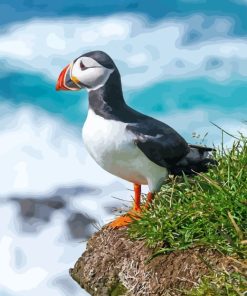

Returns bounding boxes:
[126,118,190,168]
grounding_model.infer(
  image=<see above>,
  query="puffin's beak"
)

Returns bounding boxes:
[56,64,81,91]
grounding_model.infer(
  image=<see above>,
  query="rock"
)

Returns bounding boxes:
[70,226,238,296]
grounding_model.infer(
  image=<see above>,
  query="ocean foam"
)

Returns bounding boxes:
[0,104,126,197]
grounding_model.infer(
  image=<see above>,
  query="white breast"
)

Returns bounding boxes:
[82,109,168,192]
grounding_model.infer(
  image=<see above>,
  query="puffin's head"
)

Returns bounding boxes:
[56,51,115,91]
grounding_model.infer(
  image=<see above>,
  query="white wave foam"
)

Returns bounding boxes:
[0,202,90,296]
[0,104,131,296]
[1,14,247,89]
[0,104,128,196]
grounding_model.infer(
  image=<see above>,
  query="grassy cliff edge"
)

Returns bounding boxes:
[71,136,247,295]
[128,135,247,294]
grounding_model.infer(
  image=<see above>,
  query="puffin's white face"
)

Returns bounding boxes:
[72,57,114,90]
[56,56,114,91]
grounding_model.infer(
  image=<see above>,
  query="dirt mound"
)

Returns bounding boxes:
[70,226,243,296]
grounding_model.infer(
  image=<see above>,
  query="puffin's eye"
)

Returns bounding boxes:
[80,61,86,70]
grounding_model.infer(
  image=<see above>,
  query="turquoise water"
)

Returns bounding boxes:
[1,69,246,132]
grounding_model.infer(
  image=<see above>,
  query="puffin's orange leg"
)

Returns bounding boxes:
[145,192,154,209]
[133,184,141,212]
[108,183,141,228]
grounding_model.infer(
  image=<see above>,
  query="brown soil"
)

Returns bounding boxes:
[70,226,244,296]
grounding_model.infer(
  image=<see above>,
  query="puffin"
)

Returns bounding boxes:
[56,50,215,228]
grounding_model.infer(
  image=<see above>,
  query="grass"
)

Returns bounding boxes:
[185,271,247,296]
[128,135,247,258]
[128,134,247,293]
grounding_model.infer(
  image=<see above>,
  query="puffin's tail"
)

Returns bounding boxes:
[170,144,217,176]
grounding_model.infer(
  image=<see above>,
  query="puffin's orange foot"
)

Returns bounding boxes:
[108,210,141,228]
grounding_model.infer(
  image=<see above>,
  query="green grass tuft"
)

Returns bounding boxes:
[128,136,247,258]
[186,271,247,296]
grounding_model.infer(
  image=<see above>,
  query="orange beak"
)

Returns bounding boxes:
[56,64,81,91]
